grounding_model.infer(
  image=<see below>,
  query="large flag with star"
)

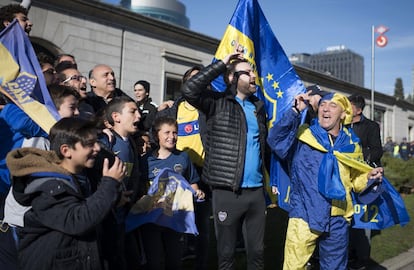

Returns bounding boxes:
[0,19,59,133]
[212,0,306,210]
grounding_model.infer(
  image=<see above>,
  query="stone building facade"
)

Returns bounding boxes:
[2,0,414,143]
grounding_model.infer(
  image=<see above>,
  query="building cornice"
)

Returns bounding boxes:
[30,0,414,111]
[32,0,219,53]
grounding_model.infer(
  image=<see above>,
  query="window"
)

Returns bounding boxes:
[165,76,182,101]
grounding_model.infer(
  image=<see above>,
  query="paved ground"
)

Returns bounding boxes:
[378,247,414,270]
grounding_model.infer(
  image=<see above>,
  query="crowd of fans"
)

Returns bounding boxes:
[0,3,405,270]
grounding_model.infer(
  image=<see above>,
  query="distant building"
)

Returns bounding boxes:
[289,53,311,69]
[120,0,189,28]
[291,45,364,87]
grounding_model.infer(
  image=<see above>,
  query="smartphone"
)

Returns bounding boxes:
[99,147,116,168]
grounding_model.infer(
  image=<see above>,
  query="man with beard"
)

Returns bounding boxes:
[182,52,269,270]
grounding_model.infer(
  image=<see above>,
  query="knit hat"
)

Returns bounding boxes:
[320,93,353,125]
[135,80,150,94]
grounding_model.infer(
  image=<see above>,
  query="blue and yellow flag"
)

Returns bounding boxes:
[351,177,410,230]
[212,0,306,209]
[125,168,198,235]
[0,20,59,133]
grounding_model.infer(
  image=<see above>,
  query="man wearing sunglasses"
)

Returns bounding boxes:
[182,51,269,270]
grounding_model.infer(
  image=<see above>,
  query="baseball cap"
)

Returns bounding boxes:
[307,84,329,97]
[357,178,384,205]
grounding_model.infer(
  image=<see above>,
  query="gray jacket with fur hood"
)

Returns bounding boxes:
[6,147,120,270]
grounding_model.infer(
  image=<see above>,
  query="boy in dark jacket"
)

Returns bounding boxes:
[5,117,125,270]
[96,95,143,270]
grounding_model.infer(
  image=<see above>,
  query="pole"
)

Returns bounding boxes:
[371,25,375,120]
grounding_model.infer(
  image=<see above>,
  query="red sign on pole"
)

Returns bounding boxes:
[376,35,388,47]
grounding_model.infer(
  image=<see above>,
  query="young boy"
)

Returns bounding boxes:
[5,117,125,270]
[94,96,142,269]
[138,116,204,270]
[49,84,81,118]
[21,84,81,149]
[0,84,80,270]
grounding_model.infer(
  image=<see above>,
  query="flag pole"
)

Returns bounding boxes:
[371,25,375,120]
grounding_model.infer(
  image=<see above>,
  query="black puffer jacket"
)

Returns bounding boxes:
[182,61,268,191]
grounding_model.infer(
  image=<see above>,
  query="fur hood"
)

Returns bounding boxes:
[6,147,68,178]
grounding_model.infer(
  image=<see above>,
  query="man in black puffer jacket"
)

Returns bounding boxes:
[182,52,268,270]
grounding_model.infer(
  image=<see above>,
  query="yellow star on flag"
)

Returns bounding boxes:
[266,73,273,82]
[276,89,284,98]
[272,81,279,89]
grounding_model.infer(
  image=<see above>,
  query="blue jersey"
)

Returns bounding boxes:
[143,150,199,185]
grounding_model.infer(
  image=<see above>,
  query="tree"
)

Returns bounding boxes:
[394,78,404,99]
[406,94,414,104]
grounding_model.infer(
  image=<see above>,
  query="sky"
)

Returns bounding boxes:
[103,0,414,97]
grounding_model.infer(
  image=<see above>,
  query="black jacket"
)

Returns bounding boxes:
[182,61,268,191]
[137,98,158,132]
[6,148,120,270]
[349,114,383,167]
[85,88,127,116]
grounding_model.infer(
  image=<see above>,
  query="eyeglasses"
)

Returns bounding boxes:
[62,75,86,84]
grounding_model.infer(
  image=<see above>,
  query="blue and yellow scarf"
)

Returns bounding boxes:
[298,122,371,201]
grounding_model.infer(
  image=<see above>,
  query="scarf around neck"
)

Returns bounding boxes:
[297,122,371,200]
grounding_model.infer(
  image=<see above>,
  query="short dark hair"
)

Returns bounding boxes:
[182,65,203,83]
[54,53,76,66]
[55,61,78,74]
[348,94,366,110]
[134,80,150,94]
[0,4,28,31]
[151,116,177,145]
[104,96,135,126]
[49,117,98,159]
[48,84,80,110]
[37,52,55,67]
[224,59,249,86]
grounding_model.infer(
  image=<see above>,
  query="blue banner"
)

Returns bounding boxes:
[352,177,410,230]
[212,0,306,209]
[0,19,59,133]
[125,168,198,235]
